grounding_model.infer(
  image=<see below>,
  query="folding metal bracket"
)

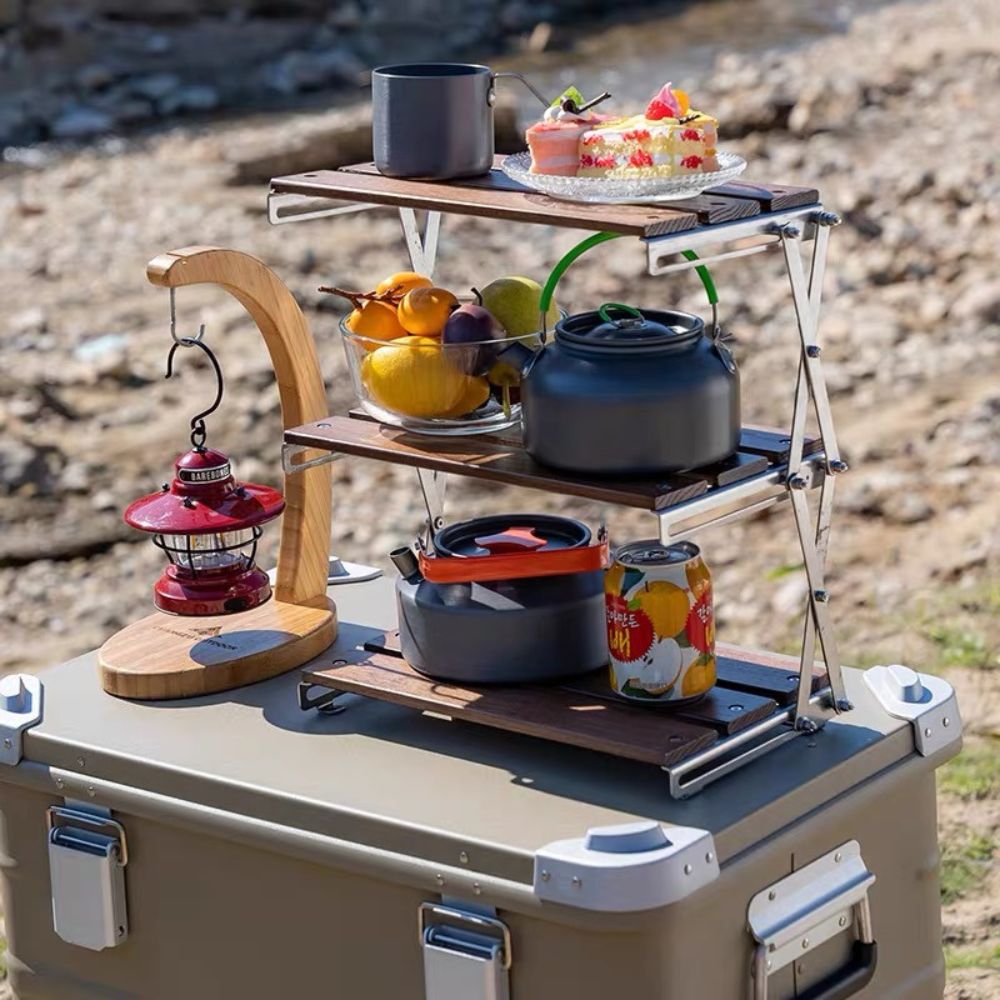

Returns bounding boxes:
[399,207,441,277]
[0,673,43,765]
[267,190,377,226]
[417,466,447,549]
[748,840,876,1000]
[281,440,342,474]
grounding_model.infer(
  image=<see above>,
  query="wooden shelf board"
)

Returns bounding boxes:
[284,414,820,513]
[269,158,819,239]
[302,642,818,769]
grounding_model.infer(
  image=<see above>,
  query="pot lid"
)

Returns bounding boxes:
[557,303,703,351]
[434,514,592,559]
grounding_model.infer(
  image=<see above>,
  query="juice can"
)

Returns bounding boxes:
[605,540,715,704]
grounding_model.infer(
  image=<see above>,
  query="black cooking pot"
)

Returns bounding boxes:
[500,234,740,476]
[391,514,608,683]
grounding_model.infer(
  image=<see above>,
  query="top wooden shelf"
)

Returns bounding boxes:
[269,158,820,239]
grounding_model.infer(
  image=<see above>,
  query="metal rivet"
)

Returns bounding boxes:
[76,756,86,768]
[796,962,805,975]
[540,870,550,882]
[788,476,808,490]
[435,873,445,886]
[834,852,842,862]
[87,786,96,798]
[316,422,331,428]
[768,890,777,900]
[2,738,10,749]
[830,459,849,474]
[473,883,482,896]
[801,938,810,949]
[459,851,469,864]
[684,863,693,875]
[924,727,932,737]
[839,915,848,927]
[571,876,582,887]
[766,960,772,971]
[786,674,799,683]
[705,851,714,863]
[943,717,950,728]
[729,703,744,713]
[813,589,829,603]
[55,777,64,789]
[806,345,821,358]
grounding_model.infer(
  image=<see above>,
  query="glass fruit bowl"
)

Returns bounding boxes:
[340,317,540,435]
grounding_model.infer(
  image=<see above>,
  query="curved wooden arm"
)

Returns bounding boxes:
[147,246,330,608]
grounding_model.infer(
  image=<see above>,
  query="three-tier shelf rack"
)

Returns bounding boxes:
[269,157,849,798]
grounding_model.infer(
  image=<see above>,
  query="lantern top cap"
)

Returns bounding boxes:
[175,447,230,473]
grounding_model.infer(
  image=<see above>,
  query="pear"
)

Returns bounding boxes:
[479,276,559,344]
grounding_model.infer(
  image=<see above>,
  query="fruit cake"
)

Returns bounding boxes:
[525,86,616,176]
[577,84,718,179]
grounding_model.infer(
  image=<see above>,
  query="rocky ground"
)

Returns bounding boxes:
[0,0,997,994]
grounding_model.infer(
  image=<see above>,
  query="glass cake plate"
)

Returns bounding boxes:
[501,150,747,204]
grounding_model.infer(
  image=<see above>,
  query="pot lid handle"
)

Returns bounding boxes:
[473,527,547,553]
[596,302,644,326]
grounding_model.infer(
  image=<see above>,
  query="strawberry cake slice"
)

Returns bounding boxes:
[577,84,718,179]
[526,109,618,175]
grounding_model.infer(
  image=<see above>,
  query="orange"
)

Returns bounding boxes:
[346,299,407,351]
[375,271,432,298]
[634,580,689,639]
[397,286,458,336]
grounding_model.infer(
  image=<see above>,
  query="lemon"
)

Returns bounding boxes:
[363,337,482,419]
[634,580,690,639]
[442,376,490,418]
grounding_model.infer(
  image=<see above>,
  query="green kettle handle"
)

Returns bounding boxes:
[539,232,719,335]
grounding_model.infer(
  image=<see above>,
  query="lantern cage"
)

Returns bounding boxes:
[124,447,285,617]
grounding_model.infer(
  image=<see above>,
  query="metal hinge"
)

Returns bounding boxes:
[47,804,129,951]
[0,673,43,765]
[534,820,719,911]
[748,840,877,1000]
[863,664,961,756]
[420,903,511,1000]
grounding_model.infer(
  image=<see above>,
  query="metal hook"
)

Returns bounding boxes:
[165,337,224,450]
[169,287,206,346]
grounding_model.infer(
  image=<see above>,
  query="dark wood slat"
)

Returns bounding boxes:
[715,655,828,706]
[271,158,700,238]
[739,426,822,463]
[660,193,760,225]
[705,180,820,212]
[687,451,769,488]
[286,415,708,511]
[561,671,777,735]
[367,631,782,735]
[303,652,718,767]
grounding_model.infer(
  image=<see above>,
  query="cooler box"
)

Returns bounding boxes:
[0,577,959,999]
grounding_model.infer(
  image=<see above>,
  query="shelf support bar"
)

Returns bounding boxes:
[399,208,442,277]
[778,215,849,722]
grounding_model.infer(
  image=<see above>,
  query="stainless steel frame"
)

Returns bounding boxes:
[272,192,851,795]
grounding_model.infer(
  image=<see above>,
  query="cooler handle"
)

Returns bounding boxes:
[797,941,878,1000]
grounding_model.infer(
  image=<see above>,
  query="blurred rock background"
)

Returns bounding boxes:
[0,0,997,994]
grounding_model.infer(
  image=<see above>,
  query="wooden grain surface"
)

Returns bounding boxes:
[303,651,718,766]
[271,159,820,237]
[286,416,805,512]
[100,599,337,700]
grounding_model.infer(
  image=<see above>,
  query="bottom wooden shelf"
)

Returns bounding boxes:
[301,635,827,770]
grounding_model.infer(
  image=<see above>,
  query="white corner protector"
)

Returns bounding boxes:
[0,673,43,765]
[534,821,719,912]
[864,664,961,756]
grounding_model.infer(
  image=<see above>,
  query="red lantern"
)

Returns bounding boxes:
[125,447,284,616]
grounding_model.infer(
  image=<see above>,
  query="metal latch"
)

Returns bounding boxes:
[47,806,129,951]
[864,664,961,756]
[748,840,877,1000]
[420,903,511,1000]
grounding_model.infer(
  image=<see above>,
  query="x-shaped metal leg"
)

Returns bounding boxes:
[780,216,851,724]
[398,208,441,277]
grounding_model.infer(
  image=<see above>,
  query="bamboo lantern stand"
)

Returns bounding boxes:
[99,247,337,699]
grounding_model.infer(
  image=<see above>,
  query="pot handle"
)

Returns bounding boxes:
[539,233,720,338]
[491,71,551,108]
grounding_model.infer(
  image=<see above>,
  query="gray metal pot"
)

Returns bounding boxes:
[501,303,741,476]
[372,63,548,180]
[391,514,608,683]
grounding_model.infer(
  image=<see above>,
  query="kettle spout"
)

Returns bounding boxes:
[390,545,422,583]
